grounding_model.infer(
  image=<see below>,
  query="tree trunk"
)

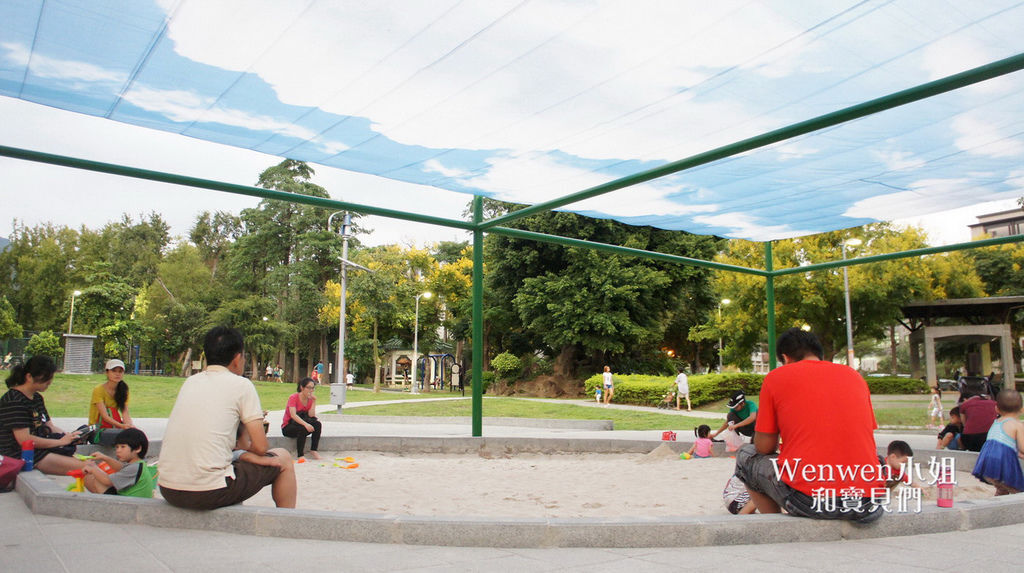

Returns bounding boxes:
[889,325,898,375]
[693,341,702,373]
[372,319,381,393]
[554,344,576,379]
[291,349,299,385]
[319,333,328,380]
[179,347,193,377]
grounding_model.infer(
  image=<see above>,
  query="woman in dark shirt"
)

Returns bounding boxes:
[0,356,85,475]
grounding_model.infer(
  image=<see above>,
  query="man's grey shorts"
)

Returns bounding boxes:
[734,444,882,523]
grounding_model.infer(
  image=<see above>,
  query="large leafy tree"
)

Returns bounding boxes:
[225,159,356,379]
[702,224,984,365]
[0,222,80,333]
[321,245,442,391]
[484,200,722,378]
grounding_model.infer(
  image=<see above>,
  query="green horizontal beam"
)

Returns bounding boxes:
[772,233,1024,277]
[0,145,476,232]
[480,51,1024,231]
[488,226,767,276]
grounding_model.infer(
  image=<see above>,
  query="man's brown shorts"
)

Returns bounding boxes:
[160,458,280,510]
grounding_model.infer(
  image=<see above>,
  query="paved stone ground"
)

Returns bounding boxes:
[4,490,1023,572]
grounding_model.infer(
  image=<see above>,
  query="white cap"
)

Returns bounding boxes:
[105,359,126,371]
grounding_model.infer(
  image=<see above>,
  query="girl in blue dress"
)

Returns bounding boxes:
[972,389,1024,495]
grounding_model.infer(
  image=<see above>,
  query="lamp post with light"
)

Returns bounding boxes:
[842,238,862,368]
[411,291,432,394]
[67,290,82,334]
[718,298,731,372]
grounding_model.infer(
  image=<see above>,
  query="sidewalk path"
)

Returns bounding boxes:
[3,485,1020,572]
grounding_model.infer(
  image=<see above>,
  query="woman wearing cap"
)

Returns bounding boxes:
[88,359,134,445]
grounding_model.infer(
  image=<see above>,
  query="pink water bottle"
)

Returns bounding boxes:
[20,440,34,472]
[937,466,954,508]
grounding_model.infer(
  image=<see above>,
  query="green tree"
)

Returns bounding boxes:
[0,222,79,332]
[701,224,984,366]
[0,296,23,339]
[25,331,63,358]
[484,200,721,378]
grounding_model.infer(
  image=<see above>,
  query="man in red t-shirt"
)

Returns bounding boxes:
[734,328,883,522]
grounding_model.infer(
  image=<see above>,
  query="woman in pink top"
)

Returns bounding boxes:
[686,424,715,458]
[281,378,321,460]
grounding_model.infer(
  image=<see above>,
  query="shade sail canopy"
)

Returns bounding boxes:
[3,0,1024,241]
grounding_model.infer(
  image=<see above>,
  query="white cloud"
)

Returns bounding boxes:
[456,153,717,218]
[873,149,925,172]
[951,113,1024,158]
[842,178,1023,221]
[158,1,807,161]
[692,212,810,242]
[1,41,125,84]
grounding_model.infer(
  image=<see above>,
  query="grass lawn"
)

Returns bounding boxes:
[345,397,721,431]
[40,374,448,418]
[38,371,936,431]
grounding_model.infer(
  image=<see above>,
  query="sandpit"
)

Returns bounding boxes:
[222,445,995,518]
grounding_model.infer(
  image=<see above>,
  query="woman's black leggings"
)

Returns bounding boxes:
[281,417,322,457]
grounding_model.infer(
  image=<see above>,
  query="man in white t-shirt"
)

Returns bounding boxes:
[675,368,691,411]
[158,326,296,510]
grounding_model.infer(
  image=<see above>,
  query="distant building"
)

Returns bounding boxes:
[970,208,1024,240]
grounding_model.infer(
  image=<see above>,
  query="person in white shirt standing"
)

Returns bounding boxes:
[675,368,691,411]
[602,366,614,407]
[158,326,296,510]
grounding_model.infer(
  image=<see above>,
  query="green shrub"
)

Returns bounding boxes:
[583,372,765,407]
[478,371,496,393]
[491,352,522,381]
[26,330,64,359]
[864,376,929,394]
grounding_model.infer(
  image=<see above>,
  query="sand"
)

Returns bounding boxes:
[233,444,995,518]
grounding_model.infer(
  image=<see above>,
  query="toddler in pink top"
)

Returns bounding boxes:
[687,425,715,458]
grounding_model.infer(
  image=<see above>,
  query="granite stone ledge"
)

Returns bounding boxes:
[700,513,843,545]
[256,507,401,544]
[395,515,550,547]
[839,505,957,540]
[959,496,1024,530]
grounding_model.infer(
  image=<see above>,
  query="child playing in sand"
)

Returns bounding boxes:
[972,389,1024,495]
[687,425,715,458]
[937,406,963,450]
[81,428,156,498]
[928,387,944,428]
[723,474,754,514]
[880,440,914,488]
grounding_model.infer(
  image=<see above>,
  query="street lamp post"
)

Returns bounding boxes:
[67,290,82,334]
[411,291,432,394]
[328,211,351,411]
[842,238,863,368]
[718,298,731,372]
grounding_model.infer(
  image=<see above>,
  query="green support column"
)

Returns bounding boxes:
[765,242,777,371]
[471,197,484,437]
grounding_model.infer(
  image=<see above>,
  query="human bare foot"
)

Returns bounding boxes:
[309,451,322,460]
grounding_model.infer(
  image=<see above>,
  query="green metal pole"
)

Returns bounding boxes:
[489,226,767,277]
[480,52,1024,230]
[773,233,1024,276]
[0,145,476,232]
[471,197,484,437]
[765,242,777,371]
